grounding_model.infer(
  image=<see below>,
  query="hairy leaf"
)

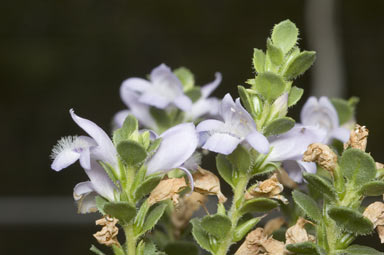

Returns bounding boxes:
[103,201,136,224]
[328,206,373,235]
[283,51,316,80]
[292,190,322,223]
[264,117,295,136]
[201,214,232,239]
[271,19,299,54]
[240,198,279,215]
[340,149,376,187]
[253,72,286,101]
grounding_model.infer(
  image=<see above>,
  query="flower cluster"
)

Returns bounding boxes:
[51,20,384,255]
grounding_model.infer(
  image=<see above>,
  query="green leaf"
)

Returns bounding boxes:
[227,145,251,174]
[288,86,304,107]
[266,38,284,66]
[359,180,384,196]
[143,241,166,255]
[271,19,299,54]
[340,149,376,186]
[191,218,212,253]
[336,245,383,255]
[113,114,138,145]
[140,203,167,235]
[283,51,316,80]
[331,98,354,125]
[253,48,265,73]
[134,174,163,201]
[174,67,195,91]
[147,138,162,155]
[264,117,295,136]
[303,173,337,201]
[292,190,322,223]
[216,154,235,188]
[95,196,108,215]
[233,217,262,242]
[201,214,232,239]
[238,85,255,115]
[99,161,120,186]
[117,140,148,166]
[253,72,286,101]
[328,206,373,235]
[286,242,324,255]
[150,107,171,131]
[103,201,136,224]
[164,241,199,255]
[90,245,106,255]
[185,87,202,103]
[134,200,150,231]
[240,198,279,215]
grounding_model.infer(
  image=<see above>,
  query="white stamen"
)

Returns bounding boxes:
[50,136,78,160]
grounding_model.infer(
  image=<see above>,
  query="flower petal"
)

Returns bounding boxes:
[84,160,116,201]
[202,133,241,155]
[150,64,183,92]
[201,72,222,98]
[146,123,198,175]
[245,131,270,154]
[330,127,350,143]
[74,181,94,200]
[179,166,194,192]
[76,192,98,214]
[268,125,326,161]
[113,110,130,130]
[196,119,225,132]
[282,160,303,183]
[70,109,117,167]
[121,77,152,93]
[174,94,192,111]
[51,149,80,172]
[301,97,339,132]
[139,92,171,109]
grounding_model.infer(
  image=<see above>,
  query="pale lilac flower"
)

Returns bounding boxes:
[120,64,192,111]
[196,93,269,155]
[114,87,158,131]
[301,96,350,143]
[146,122,198,190]
[267,125,327,182]
[185,73,222,121]
[51,110,118,211]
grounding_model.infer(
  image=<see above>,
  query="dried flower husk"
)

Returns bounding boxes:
[277,168,298,189]
[193,167,227,203]
[303,143,337,173]
[245,173,288,204]
[148,177,188,206]
[285,217,315,245]
[264,217,286,236]
[363,201,384,243]
[93,216,120,247]
[235,227,286,255]
[344,124,368,151]
[171,192,207,238]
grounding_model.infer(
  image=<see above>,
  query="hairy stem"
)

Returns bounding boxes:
[215,175,249,255]
[124,224,136,255]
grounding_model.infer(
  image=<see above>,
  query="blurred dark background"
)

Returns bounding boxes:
[2,0,384,254]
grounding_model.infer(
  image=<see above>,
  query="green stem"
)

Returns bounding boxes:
[215,175,249,255]
[124,224,136,255]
